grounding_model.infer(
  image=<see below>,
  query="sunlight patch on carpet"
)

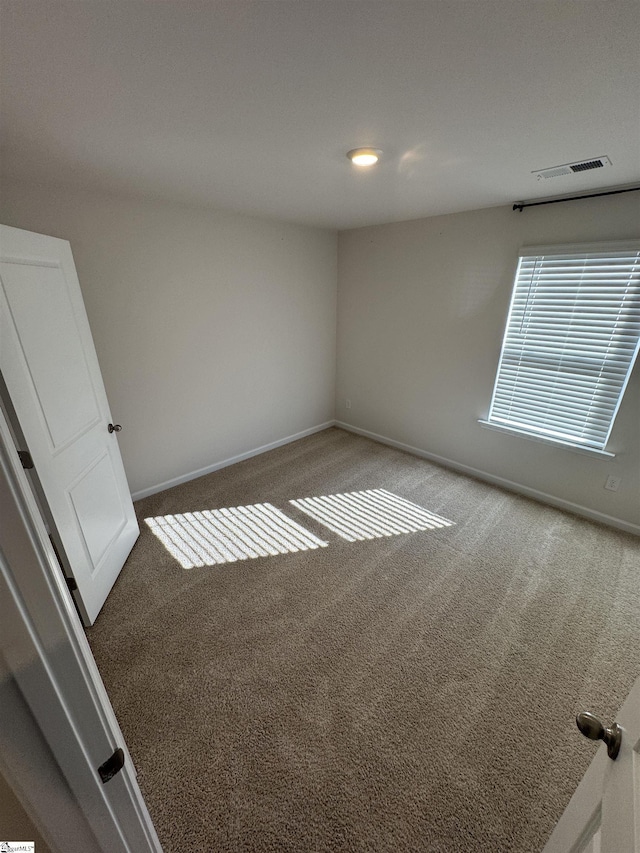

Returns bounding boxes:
[290,488,454,542]
[145,503,328,569]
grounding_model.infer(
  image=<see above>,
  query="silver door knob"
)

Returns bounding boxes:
[108,423,122,433]
[576,712,621,760]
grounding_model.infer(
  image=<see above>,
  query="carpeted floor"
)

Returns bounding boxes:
[87,427,640,852]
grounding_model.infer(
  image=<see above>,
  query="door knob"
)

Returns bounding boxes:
[108,423,122,433]
[576,711,621,760]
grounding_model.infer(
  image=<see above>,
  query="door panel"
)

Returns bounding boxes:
[1,259,101,449]
[0,224,138,625]
[69,450,128,570]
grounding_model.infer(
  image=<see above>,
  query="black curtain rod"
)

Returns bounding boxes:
[513,185,640,212]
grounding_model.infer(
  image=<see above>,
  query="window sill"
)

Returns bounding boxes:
[477,419,615,458]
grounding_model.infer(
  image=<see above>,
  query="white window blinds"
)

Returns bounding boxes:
[486,241,640,452]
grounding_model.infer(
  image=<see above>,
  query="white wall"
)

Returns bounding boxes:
[336,192,640,531]
[0,181,337,496]
[2,180,638,530]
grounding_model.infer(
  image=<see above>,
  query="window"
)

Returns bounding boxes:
[482,241,640,454]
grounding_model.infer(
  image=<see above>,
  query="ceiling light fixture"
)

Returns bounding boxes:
[347,147,382,167]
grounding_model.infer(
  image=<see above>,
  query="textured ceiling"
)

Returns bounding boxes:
[1,1,639,229]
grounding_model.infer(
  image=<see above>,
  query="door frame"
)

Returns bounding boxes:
[0,403,161,851]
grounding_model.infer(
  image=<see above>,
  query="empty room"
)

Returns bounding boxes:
[1,2,640,852]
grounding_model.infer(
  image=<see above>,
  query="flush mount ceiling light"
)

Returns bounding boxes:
[347,147,382,166]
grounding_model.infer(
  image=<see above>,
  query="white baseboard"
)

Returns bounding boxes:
[132,421,336,501]
[335,421,640,537]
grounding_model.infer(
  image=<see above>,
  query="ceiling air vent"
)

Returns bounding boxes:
[533,156,612,180]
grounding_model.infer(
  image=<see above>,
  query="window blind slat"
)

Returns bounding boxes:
[491,402,612,429]
[493,386,619,410]
[494,405,614,424]
[491,407,610,430]
[490,418,604,448]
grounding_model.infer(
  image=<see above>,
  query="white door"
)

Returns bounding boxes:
[543,675,640,852]
[0,224,139,625]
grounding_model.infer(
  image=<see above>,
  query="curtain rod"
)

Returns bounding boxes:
[513,185,640,212]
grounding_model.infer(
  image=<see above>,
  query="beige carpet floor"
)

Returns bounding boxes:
[87,427,640,852]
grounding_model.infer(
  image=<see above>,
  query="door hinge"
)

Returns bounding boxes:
[98,747,125,784]
[66,576,78,593]
[18,450,34,469]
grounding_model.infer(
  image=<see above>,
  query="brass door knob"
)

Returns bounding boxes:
[576,711,621,760]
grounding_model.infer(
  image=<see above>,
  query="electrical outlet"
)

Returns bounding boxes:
[345,399,351,409]
[604,475,621,492]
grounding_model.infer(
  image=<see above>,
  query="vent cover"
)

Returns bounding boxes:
[533,156,612,180]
